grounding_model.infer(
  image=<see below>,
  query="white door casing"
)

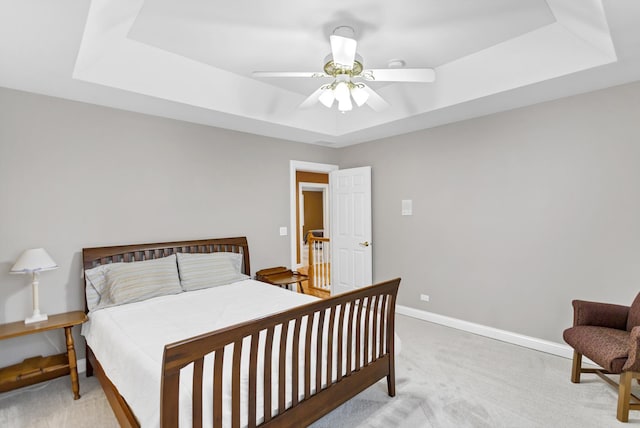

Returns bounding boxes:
[330,166,373,295]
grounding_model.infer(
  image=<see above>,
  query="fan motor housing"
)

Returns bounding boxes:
[323,58,363,77]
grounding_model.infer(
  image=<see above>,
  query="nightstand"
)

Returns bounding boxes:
[0,311,87,399]
[256,266,309,293]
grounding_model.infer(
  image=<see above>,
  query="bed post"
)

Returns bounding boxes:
[160,369,180,428]
[386,291,397,397]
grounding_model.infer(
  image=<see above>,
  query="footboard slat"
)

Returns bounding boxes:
[355,298,364,371]
[372,295,380,359]
[326,306,336,388]
[277,321,288,414]
[315,309,326,393]
[160,278,400,428]
[346,301,356,375]
[304,312,314,400]
[263,327,274,423]
[192,357,204,428]
[291,316,302,406]
[213,348,224,428]
[232,340,242,428]
[336,304,345,382]
[363,296,372,366]
[380,294,388,356]
[248,333,259,428]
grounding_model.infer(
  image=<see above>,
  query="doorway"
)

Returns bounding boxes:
[299,183,329,266]
[289,161,373,295]
[289,161,338,270]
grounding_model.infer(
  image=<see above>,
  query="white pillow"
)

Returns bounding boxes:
[101,254,182,307]
[176,252,249,291]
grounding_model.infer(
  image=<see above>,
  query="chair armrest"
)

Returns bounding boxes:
[572,299,629,329]
[623,326,640,372]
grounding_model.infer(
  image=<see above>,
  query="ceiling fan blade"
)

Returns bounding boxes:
[329,35,357,69]
[363,68,436,82]
[360,84,389,112]
[299,86,326,109]
[252,71,329,78]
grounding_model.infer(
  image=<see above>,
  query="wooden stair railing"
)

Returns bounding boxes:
[307,232,331,295]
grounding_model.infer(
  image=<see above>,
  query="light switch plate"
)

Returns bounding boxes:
[402,199,413,216]
[279,226,288,236]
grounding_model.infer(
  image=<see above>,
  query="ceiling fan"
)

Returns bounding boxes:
[252,26,435,113]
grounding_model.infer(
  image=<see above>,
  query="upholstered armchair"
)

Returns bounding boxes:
[563,293,640,422]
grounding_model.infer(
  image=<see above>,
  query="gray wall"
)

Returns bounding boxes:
[2,80,640,368]
[339,81,640,343]
[0,87,336,366]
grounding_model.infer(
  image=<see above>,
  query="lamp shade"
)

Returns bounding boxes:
[10,248,58,273]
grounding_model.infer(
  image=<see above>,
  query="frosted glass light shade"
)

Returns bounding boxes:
[334,82,352,112]
[351,86,370,107]
[319,89,335,108]
[11,248,58,273]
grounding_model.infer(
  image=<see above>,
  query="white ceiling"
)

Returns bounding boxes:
[1,0,639,147]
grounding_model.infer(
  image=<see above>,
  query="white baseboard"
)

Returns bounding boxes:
[396,305,578,360]
[78,358,86,374]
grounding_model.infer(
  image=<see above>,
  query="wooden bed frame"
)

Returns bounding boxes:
[82,237,400,428]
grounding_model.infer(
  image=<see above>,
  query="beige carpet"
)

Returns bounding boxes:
[0,315,635,427]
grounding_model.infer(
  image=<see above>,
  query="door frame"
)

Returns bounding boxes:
[289,160,338,269]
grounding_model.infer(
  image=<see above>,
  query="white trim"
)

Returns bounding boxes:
[397,305,580,360]
[289,161,338,270]
[78,358,86,374]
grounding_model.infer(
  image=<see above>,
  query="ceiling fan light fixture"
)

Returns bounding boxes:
[334,81,349,102]
[350,85,369,107]
[253,26,434,113]
[334,82,352,112]
[338,97,353,112]
[318,88,335,108]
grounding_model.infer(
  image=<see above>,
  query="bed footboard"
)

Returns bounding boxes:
[160,278,400,428]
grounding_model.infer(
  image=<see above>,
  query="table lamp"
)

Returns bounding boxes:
[10,248,58,324]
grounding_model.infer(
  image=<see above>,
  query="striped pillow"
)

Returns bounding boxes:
[85,263,121,311]
[103,254,182,306]
[177,252,248,291]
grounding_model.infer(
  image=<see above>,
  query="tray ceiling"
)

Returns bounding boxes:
[2,0,640,146]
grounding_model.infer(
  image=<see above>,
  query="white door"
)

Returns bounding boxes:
[330,166,372,295]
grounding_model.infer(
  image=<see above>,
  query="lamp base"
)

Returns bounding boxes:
[25,313,48,324]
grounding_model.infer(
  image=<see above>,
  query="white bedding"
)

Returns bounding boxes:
[82,279,319,427]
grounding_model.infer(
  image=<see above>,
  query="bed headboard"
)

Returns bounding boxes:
[82,236,250,275]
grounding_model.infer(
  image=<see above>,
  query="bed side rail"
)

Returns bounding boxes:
[160,277,400,428]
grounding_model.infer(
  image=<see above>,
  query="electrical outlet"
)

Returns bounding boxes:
[420,294,430,302]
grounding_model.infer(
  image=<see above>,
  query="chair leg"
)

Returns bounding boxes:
[571,351,582,383]
[618,371,634,422]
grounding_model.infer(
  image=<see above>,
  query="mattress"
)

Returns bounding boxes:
[82,279,319,427]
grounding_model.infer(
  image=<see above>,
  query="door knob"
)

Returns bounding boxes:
[359,241,370,247]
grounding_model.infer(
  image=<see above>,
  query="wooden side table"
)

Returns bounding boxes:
[256,266,309,293]
[0,311,87,399]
